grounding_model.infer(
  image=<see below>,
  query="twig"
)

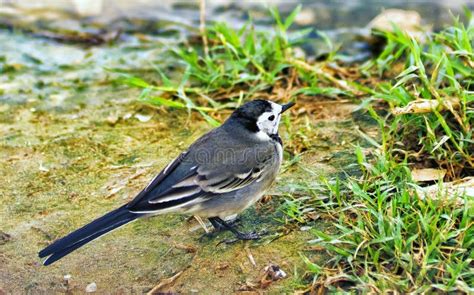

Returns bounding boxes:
[147,270,184,294]
[288,58,363,96]
[245,245,257,268]
[194,215,210,233]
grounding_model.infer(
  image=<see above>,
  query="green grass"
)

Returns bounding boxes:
[299,149,473,293]
[116,7,474,293]
[362,11,473,179]
[116,5,360,125]
[297,12,473,293]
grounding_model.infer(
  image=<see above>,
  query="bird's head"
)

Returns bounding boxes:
[228,99,295,139]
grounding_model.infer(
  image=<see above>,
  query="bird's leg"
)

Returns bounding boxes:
[208,217,241,232]
[208,217,260,240]
[208,217,226,231]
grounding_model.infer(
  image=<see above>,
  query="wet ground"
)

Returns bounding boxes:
[0,26,362,293]
[0,1,468,293]
[0,67,359,293]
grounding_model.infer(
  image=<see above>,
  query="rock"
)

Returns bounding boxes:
[106,114,119,125]
[367,9,428,40]
[134,113,153,122]
[73,0,103,17]
[85,282,97,293]
[294,9,316,26]
[416,176,474,206]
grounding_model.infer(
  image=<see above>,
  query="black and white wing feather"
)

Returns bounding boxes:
[127,129,276,214]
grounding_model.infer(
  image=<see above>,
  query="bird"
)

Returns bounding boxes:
[38,99,295,266]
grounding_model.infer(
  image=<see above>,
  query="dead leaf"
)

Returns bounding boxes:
[324,273,353,287]
[173,243,197,253]
[237,280,259,292]
[392,98,459,115]
[305,245,326,251]
[216,263,229,271]
[412,168,446,182]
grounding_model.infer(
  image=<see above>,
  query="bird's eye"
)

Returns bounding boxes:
[268,115,275,121]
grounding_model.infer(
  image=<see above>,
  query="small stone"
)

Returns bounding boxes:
[367,9,428,40]
[294,9,315,26]
[106,115,119,125]
[85,282,97,293]
[134,113,152,122]
[39,163,49,172]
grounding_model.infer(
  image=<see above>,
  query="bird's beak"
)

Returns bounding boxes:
[280,101,295,114]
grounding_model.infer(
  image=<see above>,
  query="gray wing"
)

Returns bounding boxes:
[127,128,276,213]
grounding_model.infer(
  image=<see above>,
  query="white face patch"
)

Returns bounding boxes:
[256,102,282,137]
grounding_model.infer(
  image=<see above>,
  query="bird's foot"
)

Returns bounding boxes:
[206,216,266,245]
[199,231,218,242]
[217,229,268,245]
[236,231,261,240]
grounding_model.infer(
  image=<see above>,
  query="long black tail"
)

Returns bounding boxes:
[38,205,139,265]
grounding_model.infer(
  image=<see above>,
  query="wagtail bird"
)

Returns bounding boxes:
[39,99,295,265]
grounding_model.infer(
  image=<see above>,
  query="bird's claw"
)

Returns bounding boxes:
[217,230,267,245]
[199,231,218,242]
[237,231,261,240]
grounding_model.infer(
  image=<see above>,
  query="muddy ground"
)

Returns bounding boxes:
[0,83,361,293]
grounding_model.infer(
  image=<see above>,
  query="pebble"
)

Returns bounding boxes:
[63,274,72,282]
[367,9,427,40]
[85,282,97,293]
[294,9,316,26]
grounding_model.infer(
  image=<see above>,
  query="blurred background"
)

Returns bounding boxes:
[1,0,472,26]
[1,0,473,109]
